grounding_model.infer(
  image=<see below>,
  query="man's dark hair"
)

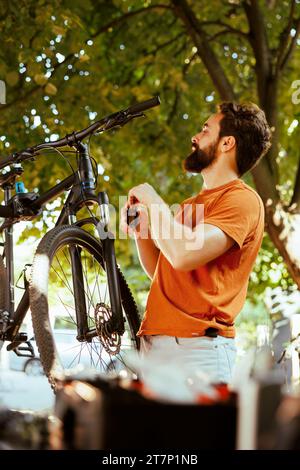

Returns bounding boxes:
[217,102,272,176]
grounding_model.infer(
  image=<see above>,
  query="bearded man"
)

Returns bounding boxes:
[121,102,271,384]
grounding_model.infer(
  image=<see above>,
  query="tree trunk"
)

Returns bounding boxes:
[265,208,300,287]
[254,75,300,287]
[251,77,279,203]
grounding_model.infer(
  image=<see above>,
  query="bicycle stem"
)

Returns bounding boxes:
[77,142,96,198]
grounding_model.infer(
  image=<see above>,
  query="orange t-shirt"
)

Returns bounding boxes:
[137,179,264,338]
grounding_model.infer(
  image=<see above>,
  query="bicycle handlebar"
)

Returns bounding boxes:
[0,96,160,169]
[123,96,160,115]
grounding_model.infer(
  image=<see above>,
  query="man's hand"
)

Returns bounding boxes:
[128,183,162,208]
[120,202,149,238]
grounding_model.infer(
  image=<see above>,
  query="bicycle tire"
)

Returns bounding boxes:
[29,225,140,390]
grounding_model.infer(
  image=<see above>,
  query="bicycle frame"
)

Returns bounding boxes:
[2,172,74,342]
[1,143,119,347]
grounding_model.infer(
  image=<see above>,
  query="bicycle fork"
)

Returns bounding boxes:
[96,191,125,336]
[68,190,125,342]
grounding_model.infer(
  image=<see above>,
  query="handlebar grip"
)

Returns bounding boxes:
[126,96,160,115]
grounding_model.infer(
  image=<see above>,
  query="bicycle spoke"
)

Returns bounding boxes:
[52,264,74,296]
[90,340,107,370]
[54,253,73,293]
[62,248,72,268]
[87,259,104,316]
[39,235,137,380]
[93,256,102,302]
[55,294,77,326]
[81,251,94,316]
[63,348,81,368]
[84,341,99,369]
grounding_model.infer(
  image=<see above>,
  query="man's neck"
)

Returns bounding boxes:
[201,168,239,191]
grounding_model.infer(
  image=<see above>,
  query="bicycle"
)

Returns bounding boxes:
[0,96,160,390]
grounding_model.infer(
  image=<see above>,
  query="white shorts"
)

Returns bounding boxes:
[140,334,237,384]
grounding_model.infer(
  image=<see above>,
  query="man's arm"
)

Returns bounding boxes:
[150,202,234,270]
[120,202,160,280]
[134,229,160,280]
[127,183,235,271]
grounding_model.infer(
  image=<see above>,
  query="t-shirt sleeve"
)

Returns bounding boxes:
[203,189,263,249]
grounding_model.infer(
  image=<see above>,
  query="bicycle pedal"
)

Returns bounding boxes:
[6,332,28,352]
[8,343,35,358]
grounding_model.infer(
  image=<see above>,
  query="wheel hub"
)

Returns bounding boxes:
[94,302,121,355]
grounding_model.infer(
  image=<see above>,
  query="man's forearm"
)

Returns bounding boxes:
[134,229,160,280]
[149,202,201,269]
[149,201,233,271]
[127,183,232,272]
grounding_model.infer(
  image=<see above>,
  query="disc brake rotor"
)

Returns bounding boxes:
[94,302,121,355]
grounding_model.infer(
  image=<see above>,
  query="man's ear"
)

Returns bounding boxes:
[221,136,236,153]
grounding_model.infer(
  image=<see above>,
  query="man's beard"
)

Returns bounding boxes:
[183,140,219,173]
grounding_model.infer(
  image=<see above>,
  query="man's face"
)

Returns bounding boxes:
[183,113,223,173]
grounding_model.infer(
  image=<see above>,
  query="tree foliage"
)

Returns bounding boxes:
[1,0,300,305]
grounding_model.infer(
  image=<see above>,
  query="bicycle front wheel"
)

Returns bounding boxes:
[29,225,140,390]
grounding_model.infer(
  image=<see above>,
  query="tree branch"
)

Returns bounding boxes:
[182,51,198,74]
[276,0,296,71]
[147,31,185,56]
[91,4,174,38]
[166,50,198,125]
[242,0,271,102]
[289,154,300,213]
[171,0,236,101]
[29,29,42,49]
[208,28,248,42]
[173,39,188,58]
[135,62,152,86]
[167,87,180,125]
[201,20,249,39]
[279,17,300,71]
[251,149,279,203]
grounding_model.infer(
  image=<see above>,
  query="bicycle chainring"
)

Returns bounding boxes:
[94,302,121,355]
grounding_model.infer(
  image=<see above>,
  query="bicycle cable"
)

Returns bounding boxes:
[75,132,103,226]
[37,139,100,226]
[34,146,77,223]
[35,145,77,177]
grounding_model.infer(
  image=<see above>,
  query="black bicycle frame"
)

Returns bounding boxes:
[2,143,102,344]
